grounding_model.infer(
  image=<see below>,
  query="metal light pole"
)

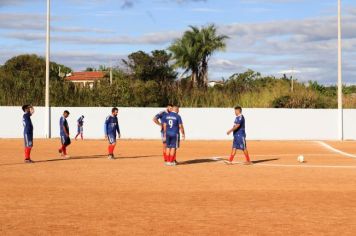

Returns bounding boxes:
[45,0,51,138]
[337,0,343,140]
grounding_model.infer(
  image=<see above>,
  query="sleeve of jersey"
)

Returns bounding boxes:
[60,117,64,129]
[155,112,163,120]
[235,117,242,125]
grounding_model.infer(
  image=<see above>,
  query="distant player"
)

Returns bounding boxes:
[153,104,173,162]
[22,104,35,163]
[58,110,71,158]
[163,105,185,166]
[226,106,252,165]
[75,115,84,140]
[104,107,121,160]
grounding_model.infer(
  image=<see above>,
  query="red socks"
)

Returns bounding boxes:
[167,154,176,162]
[163,151,168,162]
[108,145,115,155]
[245,153,251,162]
[24,147,32,160]
[229,155,234,162]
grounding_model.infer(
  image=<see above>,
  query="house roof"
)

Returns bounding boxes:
[66,71,106,81]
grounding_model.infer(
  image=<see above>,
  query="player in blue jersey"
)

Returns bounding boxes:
[75,115,84,140]
[104,107,121,160]
[226,106,252,165]
[163,105,185,166]
[22,104,35,163]
[153,104,173,162]
[58,110,71,158]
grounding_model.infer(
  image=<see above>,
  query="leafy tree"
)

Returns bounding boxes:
[169,24,228,88]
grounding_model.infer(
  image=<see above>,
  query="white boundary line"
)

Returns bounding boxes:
[209,157,356,169]
[316,141,356,159]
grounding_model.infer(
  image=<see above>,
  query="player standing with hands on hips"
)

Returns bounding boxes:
[163,105,185,166]
[153,104,173,162]
[226,106,252,165]
[22,104,35,163]
[58,110,71,158]
[104,107,121,160]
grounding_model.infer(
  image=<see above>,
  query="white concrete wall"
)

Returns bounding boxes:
[0,106,355,140]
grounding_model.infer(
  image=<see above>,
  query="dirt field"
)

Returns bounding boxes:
[0,139,356,235]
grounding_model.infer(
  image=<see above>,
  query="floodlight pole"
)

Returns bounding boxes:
[337,0,343,140]
[45,0,51,138]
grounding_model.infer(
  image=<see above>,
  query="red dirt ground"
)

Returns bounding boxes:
[0,139,356,235]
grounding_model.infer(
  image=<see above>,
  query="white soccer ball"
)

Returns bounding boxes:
[297,155,305,163]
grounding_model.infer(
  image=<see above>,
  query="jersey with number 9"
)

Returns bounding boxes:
[165,112,183,136]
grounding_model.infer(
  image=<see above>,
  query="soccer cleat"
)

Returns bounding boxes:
[64,155,71,159]
[165,162,172,166]
[24,159,34,163]
[173,160,179,165]
[108,154,115,160]
[224,160,234,165]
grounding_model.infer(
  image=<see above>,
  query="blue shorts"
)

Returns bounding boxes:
[233,134,246,150]
[77,126,83,134]
[161,130,166,144]
[107,135,116,145]
[24,133,33,147]
[60,135,71,146]
[166,134,180,149]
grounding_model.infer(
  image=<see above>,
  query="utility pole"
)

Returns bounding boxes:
[337,0,343,140]
[45,0,51,138]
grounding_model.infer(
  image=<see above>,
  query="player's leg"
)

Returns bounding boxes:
[228,136,238,162]
[24,133,34,163]
[80,127,83,140]
[165,135,174,165]
[171,134,180,164]
[63,136,71,158]
[241,137,251,164]
[161,131,168,162]
[59,136,65,155]
[107,135,116,159]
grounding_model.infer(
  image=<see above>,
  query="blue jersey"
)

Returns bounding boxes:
[77,117,84,127]
[23,112,33,135]
[155,110,169,131]
[104,115,120,136]
[233,115,246,136]
[60,117,69,136]
[165,112,183,136]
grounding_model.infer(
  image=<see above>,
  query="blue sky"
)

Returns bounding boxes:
[0,0,355,84]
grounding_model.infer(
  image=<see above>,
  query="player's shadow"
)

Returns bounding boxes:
[0,154,159,166]
[252,158,279,164]
[178,158,221,165]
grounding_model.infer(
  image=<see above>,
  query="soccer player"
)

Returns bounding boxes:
[74,115,84,140]
[226,106,252,165]
[153,104,173,162]
[163,105,185,166]
[104,107,121,160]
[22,104,35,163]
[58,110,71,158]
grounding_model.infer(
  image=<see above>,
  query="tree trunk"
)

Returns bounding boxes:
[201,59,208,89]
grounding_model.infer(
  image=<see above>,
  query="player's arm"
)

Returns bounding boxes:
[163,122,167,140]
[227,124,240,135]
[104,118,109,139]
[117,122,121,139]
[153,113,162,126]
[179,124,185,140]
[61,118,69,136]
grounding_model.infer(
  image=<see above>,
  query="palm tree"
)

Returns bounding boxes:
[169,24,228,88]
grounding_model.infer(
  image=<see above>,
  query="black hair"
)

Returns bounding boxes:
[64,110,70,115]
[112,107,119,113]
[167,103,173,107]
[22,104,30,112]
[234,106,242,111]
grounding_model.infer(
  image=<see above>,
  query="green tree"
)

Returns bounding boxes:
[169,24,228,88]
